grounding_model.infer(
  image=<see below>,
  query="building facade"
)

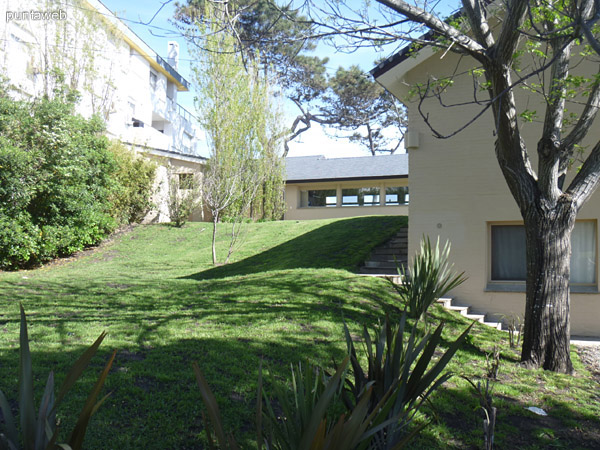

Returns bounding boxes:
[0,0,206,222]
[373,38,600,336]
[285,155,409,220]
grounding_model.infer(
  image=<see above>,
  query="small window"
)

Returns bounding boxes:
[178,173,194,190]
[342,187,380,206]
[300,190,336,207]
[149,71,157,90]
[385,186,409,205]
[490,221,597,284]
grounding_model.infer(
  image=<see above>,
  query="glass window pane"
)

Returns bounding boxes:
[491,225,526,281]
[342,188,359,206]
[342,187,380,206]
[302,189,337,207]
[385,187,409,205]
[571,221,596,284]
[491,222,597,284]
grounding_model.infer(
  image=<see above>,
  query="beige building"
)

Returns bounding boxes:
[285,155,409,220]
[373,41,600,336]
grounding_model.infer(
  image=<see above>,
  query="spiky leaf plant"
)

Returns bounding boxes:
[394,236,467,323]
[342,313,474,449]
[0,304,115,450]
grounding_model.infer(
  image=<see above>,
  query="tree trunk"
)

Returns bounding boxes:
[521,208,575,373]
[211,213,219,265]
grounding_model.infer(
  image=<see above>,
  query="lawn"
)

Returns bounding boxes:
[0,216,599,449]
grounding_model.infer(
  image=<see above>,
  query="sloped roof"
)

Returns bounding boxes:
[286,154,409,183]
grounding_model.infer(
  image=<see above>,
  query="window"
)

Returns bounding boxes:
[342,187,380,206]
[385,186,409,205]
[149,71,157,90]
[178,173,194,190]
[300,190,336,207]
[490,221,597,285]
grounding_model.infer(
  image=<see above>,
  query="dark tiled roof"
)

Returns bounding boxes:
[370,7,465,79]
[286,154,409,183]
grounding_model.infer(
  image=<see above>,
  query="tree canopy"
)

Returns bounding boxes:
[175,0,406,155]
[296,0,600,373]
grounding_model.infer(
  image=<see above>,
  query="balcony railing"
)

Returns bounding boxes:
[177,103,196,123]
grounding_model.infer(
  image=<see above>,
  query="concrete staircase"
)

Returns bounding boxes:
[359,228,408,277]
[436,297,503,330]
[359,229,503,331]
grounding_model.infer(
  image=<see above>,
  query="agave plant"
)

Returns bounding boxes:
[0,304,115,450]
[194,313,473,450]
[341,313,474,449]
[194,356,393,450]
[394,236,467,323]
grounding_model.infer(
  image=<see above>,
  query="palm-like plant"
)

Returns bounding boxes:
[0,305,115,450]
[342,314,473,449]
[394,236,467,323]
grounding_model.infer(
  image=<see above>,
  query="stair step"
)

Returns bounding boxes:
[359,266,399,275]
[372,248,407,255]
[379,241,408,248]
[364,261,405,269]
[465,313,486,323]
[360,273,402,283]
[436,297,504,331]
[483,322,503,330]
[436,297,452,308]
[368,254,408,263]
[447,305,470,316]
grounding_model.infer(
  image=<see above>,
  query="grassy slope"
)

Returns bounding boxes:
[0,215,598,449]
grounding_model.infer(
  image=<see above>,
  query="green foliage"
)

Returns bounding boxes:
[167,170,202,228]
[322,65,405,155]
[193,312,473,449]
[0,305,114,450]
[107,141,156,224]
[0,93,119,269]
[342,314,474,448]
[0,93,156,269]
[393,236,467,323]
[176,1,404,155]
[193,2,286,264]
[0,221,598,447]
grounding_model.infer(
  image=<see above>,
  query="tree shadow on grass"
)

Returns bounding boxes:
[0,271,401,449]
[183,215,407,280]
[416,375,600,450]
[2,326,598,449]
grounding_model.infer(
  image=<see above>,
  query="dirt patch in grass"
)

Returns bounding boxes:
[107,282,133,290]
[39,224,137,269]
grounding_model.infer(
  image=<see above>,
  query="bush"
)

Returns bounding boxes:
[107,141,156,224]
[193,313,474,449]
[0,90,155,269]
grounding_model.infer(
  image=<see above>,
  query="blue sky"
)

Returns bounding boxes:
[98,0,453,158]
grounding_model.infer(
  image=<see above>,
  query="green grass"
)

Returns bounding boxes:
[0,215,599,449]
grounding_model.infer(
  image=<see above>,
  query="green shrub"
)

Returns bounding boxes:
[107,141,156,224]
[0,91,155,269]
[193,312,473,449]
[0,213,40,270]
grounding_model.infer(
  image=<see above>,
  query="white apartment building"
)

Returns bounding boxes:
[0,0,206,222]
